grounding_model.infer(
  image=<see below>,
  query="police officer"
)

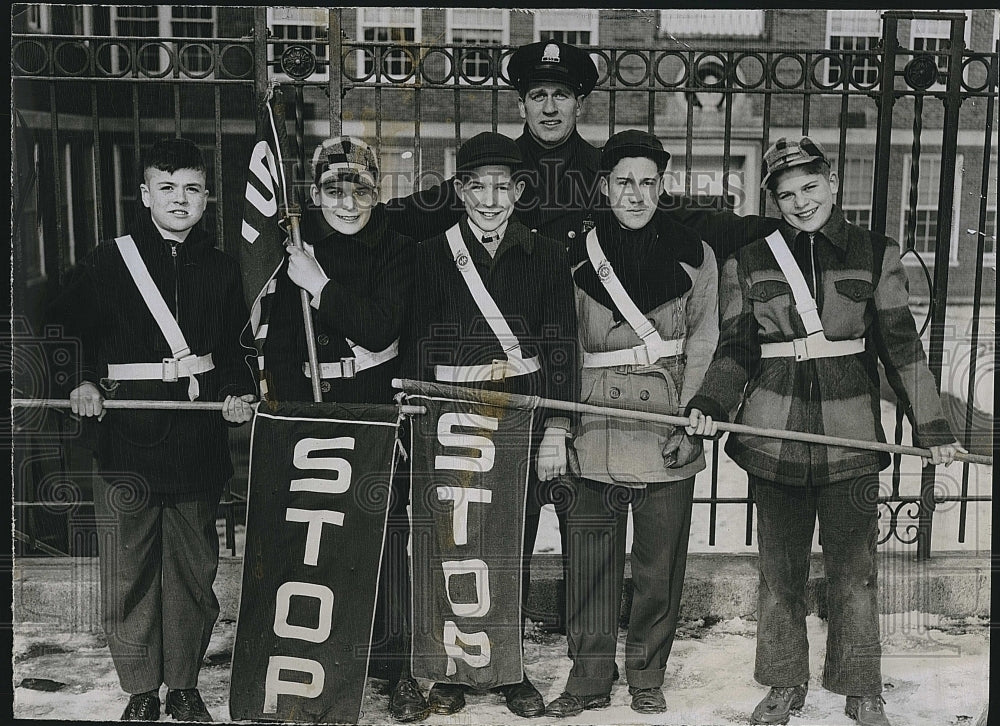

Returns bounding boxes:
[386,39,779,635]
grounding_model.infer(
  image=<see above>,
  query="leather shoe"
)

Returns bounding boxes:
[629,686,666,714]
[427,682,466,715]
[389,678,430,723]
[750,684,808,725]
[165,688,213,722]
[121,690,160,721]
[544,692,611,718]
[846,695,892,726]
[500,676,545,718]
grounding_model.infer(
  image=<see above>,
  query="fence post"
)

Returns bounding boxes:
[871,12,899,236]
[916,12,968,560]
[328,8,343,138]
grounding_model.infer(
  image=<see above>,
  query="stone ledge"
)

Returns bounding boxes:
[12,552,991,631]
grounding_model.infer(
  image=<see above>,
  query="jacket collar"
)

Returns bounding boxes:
[780,205,849,258]
[133,208,212,262]
[460,216,534,260]
[300,203,388,249]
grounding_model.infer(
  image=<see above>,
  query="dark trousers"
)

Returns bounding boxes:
[752,475,882,696]
[565,477,695,695]
[369,467,413,684]
[93,477,221,694]
[521,473,573,633]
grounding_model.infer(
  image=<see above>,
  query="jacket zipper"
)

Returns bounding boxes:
[807,233,817,481]
[169,241,180,326]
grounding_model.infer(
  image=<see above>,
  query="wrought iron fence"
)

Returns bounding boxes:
[11,8,996,558]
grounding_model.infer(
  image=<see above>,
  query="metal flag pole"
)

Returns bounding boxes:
[266,86,323,403]
[391,378,993,467]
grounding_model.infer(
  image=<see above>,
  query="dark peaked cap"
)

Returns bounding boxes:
[507,40,599,97]
[456,132,523,172]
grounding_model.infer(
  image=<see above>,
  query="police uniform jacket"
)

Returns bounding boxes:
[49,210,257,494]
[261,205,414,405]
[686,207,955,485]
[401,216,577,430]
[573,210,718,486]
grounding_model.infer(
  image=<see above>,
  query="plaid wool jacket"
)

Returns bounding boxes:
[686,207,955,485]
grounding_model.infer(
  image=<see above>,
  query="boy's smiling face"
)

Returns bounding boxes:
[310,178,377,235]
[453,165,525,233]
[140,167,208,239]
[771,166,839,234]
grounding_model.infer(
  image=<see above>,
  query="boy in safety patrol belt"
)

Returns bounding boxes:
[402,132,578,719]
[255,136,428,723]
[685,137,964,726]
[49,138,258,721]
[544,131,719,719]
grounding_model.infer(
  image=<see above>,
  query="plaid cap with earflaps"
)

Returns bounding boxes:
[311,136,380,189]
[761,136,829,188]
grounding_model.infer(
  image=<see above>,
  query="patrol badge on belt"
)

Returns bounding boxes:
[597,260,612,280]
[542,43,561,63]
[456,252,470,268]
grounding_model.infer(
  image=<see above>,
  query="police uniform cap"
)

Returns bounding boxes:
[760,136,829,189]
[508,40,598,97]
[601,129,670,173]
[456,132,523,173]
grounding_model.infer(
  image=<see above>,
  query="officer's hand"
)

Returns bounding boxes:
[222,394,257,424]
[70,382,105,420]
[685,408,718,438]
[285,242,329,299]
[536,427,568,481]
[662,430,703,469]
[922,441,966,468]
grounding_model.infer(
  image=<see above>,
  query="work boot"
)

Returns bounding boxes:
[543,692,611,718]
[164,688,213,721]
[427,682,466,715]
[499,675,545,718]
[121,690,160,721]
[389,678,429,722]
[629,686,666,714]
[750,683,808,725]
[846,695,892,726]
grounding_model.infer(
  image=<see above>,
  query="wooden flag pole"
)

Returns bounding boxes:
[11,399,427,416]
[391,378,992,467]
[285,207,324,403]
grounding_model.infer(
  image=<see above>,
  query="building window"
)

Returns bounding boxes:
[446,9,509,82]
[900,154,962,263]
[268,8,329,82]
[171,6,215,75]
[839,156,875,229]
[909,14,972,90]
[974,157,997,263]
[23,4,50,33]
[534,9,599,46]
[657,10,765,37]
[111,6,163,73]
[826,10,882,86]
[357,8,421,80]
[662,147,757,217]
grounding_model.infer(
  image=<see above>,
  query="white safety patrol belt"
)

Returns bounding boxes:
[759,231,865,361]
[581,228,685,368]
[436,223,541,383]
[302,339,399,380]
[106,235,214,400]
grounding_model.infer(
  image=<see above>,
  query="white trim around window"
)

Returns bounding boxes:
[532,9,599,45]
[355,8,422,84]
[445,8,510,84]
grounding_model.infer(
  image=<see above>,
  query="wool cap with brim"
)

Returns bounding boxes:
[761,136,829,188]
[507,40,599,97]
[601,129,670,173]
[311,136,379,188]
[456,132,523,173]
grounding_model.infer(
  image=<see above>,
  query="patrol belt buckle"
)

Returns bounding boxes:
[340,357,357,379]
[792,338,809,361]
[161,357,179,382]
[490,359,508,382]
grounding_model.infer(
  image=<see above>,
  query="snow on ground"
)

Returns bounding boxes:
[13,614,988,725]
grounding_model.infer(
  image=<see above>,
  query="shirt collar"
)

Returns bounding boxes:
[780,205,849,256]
[465,217,510,245]
[461,216,534,257]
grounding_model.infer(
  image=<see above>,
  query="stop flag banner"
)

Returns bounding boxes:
[407,394,534,689]
[230,402,400,723]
